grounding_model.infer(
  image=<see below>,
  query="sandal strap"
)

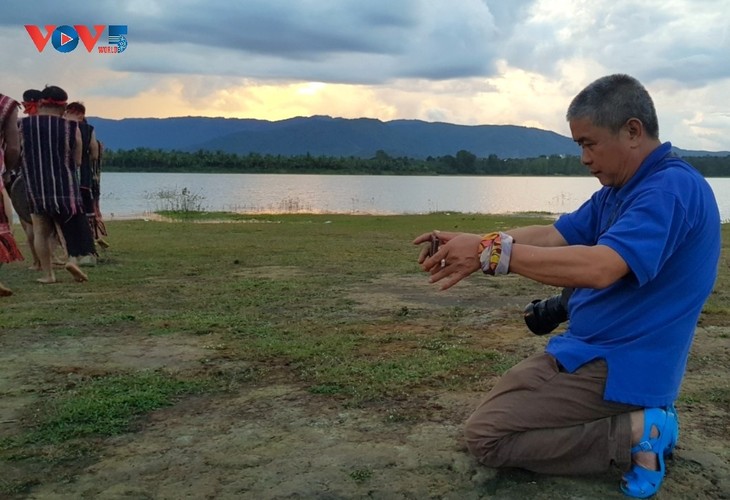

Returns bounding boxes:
[632,439,655,454]
[630,408,667,455]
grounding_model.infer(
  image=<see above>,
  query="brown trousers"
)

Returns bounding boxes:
[464,353,641,475]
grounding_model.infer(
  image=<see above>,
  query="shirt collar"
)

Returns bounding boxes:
[615,142,673,200]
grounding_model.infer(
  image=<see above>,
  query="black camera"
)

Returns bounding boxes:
[523,287,573,335]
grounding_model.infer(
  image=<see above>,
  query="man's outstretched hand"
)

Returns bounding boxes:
[413,231,482,290]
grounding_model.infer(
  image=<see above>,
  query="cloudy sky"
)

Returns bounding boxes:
[2,0,729,151]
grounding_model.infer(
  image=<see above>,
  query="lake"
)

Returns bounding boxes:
[99,172,730,222]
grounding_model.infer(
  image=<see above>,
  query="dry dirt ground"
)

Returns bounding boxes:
[1,274,728,500]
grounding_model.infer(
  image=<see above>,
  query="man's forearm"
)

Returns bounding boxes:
[505,224,567,247]
[509,244,629,289]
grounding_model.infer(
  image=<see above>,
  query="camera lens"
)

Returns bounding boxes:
[523,288,573,335]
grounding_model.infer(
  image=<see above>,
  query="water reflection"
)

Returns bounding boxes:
[100,173,730,222]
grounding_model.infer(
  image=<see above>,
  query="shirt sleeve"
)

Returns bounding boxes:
[554,191,604,246]
[598,190,689,287]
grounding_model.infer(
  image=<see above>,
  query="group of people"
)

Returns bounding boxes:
[0,84,108,295]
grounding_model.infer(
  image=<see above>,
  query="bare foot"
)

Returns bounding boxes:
[36,276,57,284]
[65,262,88,282]
[0,283,12,296]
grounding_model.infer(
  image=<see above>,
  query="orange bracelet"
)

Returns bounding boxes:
[478,232,500,254]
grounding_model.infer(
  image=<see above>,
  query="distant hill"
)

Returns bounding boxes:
[87,115,729,159]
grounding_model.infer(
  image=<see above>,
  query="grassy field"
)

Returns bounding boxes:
[1,213,728,498]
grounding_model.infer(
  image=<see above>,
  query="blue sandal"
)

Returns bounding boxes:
[620,407,679,498]
[664,403,679,459]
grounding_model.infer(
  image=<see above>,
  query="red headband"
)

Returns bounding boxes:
[22,101,39,114]
[40,98,67,107]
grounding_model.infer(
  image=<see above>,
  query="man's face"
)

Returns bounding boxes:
[569,117,634,187]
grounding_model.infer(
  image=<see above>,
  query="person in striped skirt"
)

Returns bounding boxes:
[18,85,94,284]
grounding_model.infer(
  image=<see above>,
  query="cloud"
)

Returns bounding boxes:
[131,1,416,59]
[502,0,730,86]
[112,0,506,83]
[1,0,729,150]
[3,0,506,83]
[3,0,727,87]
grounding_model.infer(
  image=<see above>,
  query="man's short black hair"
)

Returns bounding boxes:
[22,89,42,102]
[40,85,68,103]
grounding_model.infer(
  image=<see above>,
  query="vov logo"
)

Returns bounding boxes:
[25,25,128,54]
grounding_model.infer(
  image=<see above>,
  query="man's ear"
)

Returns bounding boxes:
[625,117,644,142]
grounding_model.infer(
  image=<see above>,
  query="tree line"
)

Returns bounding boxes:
[100,148,730,177]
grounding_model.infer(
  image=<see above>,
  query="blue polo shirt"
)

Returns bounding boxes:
[549,142,721,407]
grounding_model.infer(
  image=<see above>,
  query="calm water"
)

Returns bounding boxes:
[99,173,730,222]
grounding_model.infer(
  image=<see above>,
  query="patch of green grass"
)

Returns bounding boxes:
[340,349,493,393]
[300,341,505,402]
[349,468,373,483]
[701,304,730,318]
[309,384,345,395]
[5,371,215,449]
[678,386,730,407]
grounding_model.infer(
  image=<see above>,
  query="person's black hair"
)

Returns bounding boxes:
[22,89,42,102]
[40,85,69,103]
[66,101,86,115]
[566,74,659,139]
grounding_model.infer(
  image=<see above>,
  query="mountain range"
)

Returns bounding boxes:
[87,115,728,159]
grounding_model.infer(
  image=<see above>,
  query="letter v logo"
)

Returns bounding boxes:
[25,25,56,52]
[76,25,105,52]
